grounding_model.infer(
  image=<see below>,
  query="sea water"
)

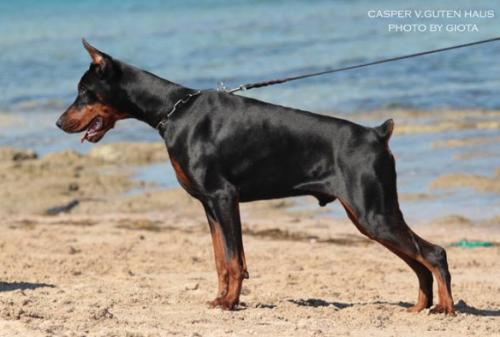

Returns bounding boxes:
[0,0,499,222]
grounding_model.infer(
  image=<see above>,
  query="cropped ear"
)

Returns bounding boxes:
[82,38,108,68]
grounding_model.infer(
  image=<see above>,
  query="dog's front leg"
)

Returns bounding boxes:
[203,203,229,301]
[202,193,246,310]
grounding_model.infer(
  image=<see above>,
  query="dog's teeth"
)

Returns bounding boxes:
[81,130,88,143]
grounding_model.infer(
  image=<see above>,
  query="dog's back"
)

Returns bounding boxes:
[164,91,392,203]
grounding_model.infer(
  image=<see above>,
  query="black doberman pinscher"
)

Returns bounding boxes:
[56,40,454,314]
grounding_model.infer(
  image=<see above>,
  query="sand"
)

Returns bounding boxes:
[431,168,500,193]
[351,108,500,135]
[0,142,499,336]
[0,209,498,337]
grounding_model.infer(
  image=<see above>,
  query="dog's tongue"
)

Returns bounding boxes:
[80,117,103,143]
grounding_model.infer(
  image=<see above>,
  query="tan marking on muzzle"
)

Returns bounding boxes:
[59,102,128,133]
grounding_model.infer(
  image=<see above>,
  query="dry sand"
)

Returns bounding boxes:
[0,142,499,336]
[0,209,498,337]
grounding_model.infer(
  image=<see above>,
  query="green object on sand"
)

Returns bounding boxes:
[450,240,493,248]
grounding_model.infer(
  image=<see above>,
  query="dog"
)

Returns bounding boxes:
[56,40,455,314]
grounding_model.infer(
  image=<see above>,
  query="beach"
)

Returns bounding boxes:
[0,205,498,337]
[0,111,498,336]
[1,1,500,335]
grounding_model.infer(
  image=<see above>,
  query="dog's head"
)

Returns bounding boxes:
[56,39,130,143]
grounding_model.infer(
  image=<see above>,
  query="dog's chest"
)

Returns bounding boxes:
[169,157,194,190]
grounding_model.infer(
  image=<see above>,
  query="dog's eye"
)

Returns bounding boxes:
[79,87,94,98]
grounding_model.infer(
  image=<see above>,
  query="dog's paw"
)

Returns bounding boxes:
[207,297,239,310]
[429,304,456,316]
[207,297,223,308]
[407,304,426,313]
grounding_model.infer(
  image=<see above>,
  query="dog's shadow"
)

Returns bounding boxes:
[288,298,500,317]
[454,299,500,317]
[0,281,56,292]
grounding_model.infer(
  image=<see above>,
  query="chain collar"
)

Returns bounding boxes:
[156,90,202,130]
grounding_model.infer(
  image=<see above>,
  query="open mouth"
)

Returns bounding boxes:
[81,116,106,143]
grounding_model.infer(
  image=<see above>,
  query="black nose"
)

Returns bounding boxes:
[56,118,63,129]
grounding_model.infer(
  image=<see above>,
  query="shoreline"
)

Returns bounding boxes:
[0,136,498,224]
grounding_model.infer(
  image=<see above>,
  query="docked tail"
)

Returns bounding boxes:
[374,119,394,143]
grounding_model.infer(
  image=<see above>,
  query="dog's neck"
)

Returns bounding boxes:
[119,63,195,129]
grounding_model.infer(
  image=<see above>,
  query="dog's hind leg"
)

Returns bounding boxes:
[410,233,454,315]
[379,241,433,312]
[339,199,454,315]
[202,192,246,310]
[395,228,453,315]
[339,201,433,311]
[335,134,454,314]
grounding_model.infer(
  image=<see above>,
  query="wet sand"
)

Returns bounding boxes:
[0,139,499,336]
[351,109,500,134]
[431,169,500,193]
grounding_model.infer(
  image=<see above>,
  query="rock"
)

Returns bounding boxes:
[67,246,80,255]
[92,307,114,320]
[0,147,37,162]
[40,150,85,166]
[87,142,168,164]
